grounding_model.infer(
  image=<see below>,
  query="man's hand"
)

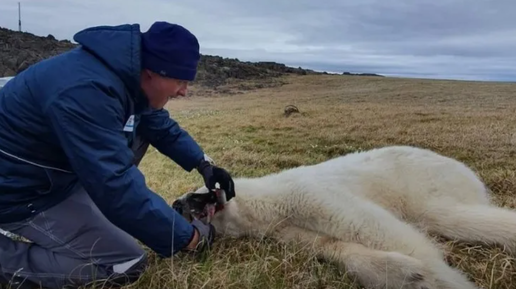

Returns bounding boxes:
[183,219,216,254]
[197,160,235,202]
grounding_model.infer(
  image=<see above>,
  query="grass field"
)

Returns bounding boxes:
[130,74,516,289]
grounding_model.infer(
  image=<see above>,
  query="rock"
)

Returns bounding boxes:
[284,105,300,117]
[0,27,77,78]
[342,71,383,77]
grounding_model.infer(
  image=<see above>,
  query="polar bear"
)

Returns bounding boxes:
[175,145,516,289]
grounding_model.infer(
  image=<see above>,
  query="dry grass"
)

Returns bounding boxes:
[124,74,516,288]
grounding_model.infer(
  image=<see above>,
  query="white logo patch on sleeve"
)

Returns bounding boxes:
[123,115,135,132]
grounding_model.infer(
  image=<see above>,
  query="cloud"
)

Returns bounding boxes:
[1,0,515,81]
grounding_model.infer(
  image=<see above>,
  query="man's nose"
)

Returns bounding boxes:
[178,87,187,96]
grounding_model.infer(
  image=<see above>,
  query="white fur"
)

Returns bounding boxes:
[188,145,516,289]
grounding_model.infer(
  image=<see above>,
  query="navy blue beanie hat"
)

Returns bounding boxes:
[141,21,200,81]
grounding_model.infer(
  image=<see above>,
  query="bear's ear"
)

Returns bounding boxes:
[171,195,193,222]
[171,198,184,215]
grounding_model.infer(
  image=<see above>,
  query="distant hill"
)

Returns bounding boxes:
[0,26,382,88]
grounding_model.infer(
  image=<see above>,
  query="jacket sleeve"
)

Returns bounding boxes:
[44,82,195,257]
[137,108,205,172]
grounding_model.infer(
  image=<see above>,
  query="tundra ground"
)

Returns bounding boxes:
[124,74,516,289]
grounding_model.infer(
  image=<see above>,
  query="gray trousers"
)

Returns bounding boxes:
[0,136,151,289]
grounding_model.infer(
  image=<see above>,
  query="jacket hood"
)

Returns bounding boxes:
[73,24,144,101]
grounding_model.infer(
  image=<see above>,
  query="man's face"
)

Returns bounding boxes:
[140,69,189,109]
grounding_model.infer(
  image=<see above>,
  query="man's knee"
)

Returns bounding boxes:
[109,253,149,287]
[89,252,149,288]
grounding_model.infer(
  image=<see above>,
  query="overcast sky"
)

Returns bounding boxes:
[1,0,515,81]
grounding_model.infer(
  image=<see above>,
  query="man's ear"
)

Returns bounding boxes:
[142,69,153,79]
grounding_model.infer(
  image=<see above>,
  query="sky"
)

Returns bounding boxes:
[1,0,515,82]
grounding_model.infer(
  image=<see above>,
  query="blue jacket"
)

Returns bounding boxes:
[0,24,205,257]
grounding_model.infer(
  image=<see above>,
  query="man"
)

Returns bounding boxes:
[0,21,235,288]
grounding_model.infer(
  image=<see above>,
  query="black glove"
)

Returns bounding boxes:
[197,160,235,202]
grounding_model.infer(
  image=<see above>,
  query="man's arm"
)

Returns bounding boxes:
[137,108,205,172]
[137,107,236,202]
[44,82,195,257]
